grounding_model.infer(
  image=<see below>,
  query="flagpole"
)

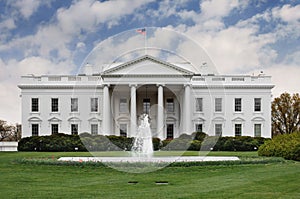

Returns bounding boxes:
[137,28,147,55]
[145,28,147,55]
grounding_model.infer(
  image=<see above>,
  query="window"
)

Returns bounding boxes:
[215,98,222,112]
[167,124,174,139]
[91,124,98,135]
[215,124,222,136]
[119,98,128,113]
[195,98,203,112]
[235,124,242,136]
[71,98,78,112]
[31,98,39,112]
[51,98,58,112]
[120,124,127,137]
[166,98,174,112]
[254,98,261,112]
[32,124,39,136]
[195,124,203,132]
[254,124,261,137]
[234,98,242,112]
[71,124,78,135]
[143,98,150,114]
[91,98,98,112]
[51,124,59,135]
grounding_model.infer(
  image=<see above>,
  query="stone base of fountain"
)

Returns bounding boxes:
[58,156,239,163]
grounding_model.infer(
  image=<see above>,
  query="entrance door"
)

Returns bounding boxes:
[166,124,174,139]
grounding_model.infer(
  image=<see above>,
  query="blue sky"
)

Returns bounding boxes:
[0,0,300,124]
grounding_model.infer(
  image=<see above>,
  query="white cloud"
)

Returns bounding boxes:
[12,0,43,19]
[56,0,153,35]
[76,42,86,50]
[0,56,75,124]
[0,18,16,30]
[1,0,154,61]
[200,0,242,20]
[264,64,300,98]
[272,4,300,23]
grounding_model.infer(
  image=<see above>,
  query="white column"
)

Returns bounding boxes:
[157,84,164,139]
[182,84,191,134]
[130,84,137,137]
[103,84,111,135]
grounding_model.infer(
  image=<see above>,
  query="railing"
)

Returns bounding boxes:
[192,75,272,84]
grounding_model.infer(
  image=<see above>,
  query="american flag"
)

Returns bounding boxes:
[136,28,146,35]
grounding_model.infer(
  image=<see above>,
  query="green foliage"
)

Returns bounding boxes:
[17,156,285,168]
[213,136,268,151]
[258,131,300,161]
[18,131,268,152]
[161,134,267,152]
[18,133,161,152]
[152,137,162,150]
[18,133,87,152]
[161,137,190,151]
[191,131,207,142]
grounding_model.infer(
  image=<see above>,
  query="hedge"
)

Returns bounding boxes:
[18,132,269,152]
[258,132,300,161]
[161,132,268,151]
[18,133,87,152]
[18,133,162,152]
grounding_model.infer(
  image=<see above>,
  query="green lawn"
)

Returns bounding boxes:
[0,152,299,199]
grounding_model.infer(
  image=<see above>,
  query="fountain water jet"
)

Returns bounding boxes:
[131,114,153,157]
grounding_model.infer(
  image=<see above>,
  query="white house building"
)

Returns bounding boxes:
[18,55,274,139]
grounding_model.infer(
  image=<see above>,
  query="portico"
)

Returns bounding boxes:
[102,83,190,140]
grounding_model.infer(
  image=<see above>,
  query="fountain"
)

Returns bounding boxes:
[131,114,153,158]
[59,115,240,173]
[130,85,153,157]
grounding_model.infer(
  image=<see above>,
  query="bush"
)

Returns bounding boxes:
[212,136,268,151]
[161,137,190,151]
[191,132,208,142]
[188,140,201,151]
[19,132,269,152]
[258,132,300,161]
[152,137,162,151]
[106,135,133,151]
[18,133,87,152]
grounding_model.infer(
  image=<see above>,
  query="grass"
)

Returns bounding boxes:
[0,151,299,199]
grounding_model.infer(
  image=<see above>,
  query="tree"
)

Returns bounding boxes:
[272,93,300,136]
[0,120,17,141]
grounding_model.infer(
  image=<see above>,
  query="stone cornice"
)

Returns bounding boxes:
[18,85,103,89]
[192,85,275,89]
[101,74,193,78]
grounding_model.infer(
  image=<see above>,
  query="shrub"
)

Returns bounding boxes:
[201,136,219,151]
[212,136,268,151]
[258,131,300,161]
[161,137,190,151]
[191,132,208,142]
[152,137,162,151]
[188,140,201,151]
[106,135,133,151]
[18,133,87,152]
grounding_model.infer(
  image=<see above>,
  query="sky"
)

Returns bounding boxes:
[0,0,300,124]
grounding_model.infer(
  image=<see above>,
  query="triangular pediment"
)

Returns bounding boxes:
[102,55,194,76]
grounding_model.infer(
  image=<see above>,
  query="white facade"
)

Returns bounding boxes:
[18,55,274,139]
